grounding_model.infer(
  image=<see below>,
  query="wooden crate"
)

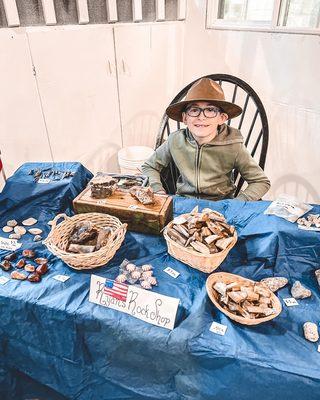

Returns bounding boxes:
[73,187,173,235]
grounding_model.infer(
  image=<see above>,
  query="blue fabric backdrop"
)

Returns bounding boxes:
[0,163,319,400]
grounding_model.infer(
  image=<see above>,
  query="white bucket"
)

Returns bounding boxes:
[118,146,154,175]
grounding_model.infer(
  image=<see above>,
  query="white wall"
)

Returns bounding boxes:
[182,1,320,202]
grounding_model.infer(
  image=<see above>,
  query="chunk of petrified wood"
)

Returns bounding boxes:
[130,186,155,205]
[260,277,288,292]
[69,222,98,245]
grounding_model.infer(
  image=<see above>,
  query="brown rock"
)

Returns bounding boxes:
[22,249,35,258]
[36,263,48,275]
[28,273,41,283]
[11,271,27,280]
[0,260,12,271]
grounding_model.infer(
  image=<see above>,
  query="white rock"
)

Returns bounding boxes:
[2,226,13,233]
[14,226,26,235]
[7,220,18,227]
[28,228,43,235]
[22,217,37,226]
[33,235,42,242]
[303,322,319,342]
[291,281,312,299]
[9,233,21,240]
[260,277,288,292]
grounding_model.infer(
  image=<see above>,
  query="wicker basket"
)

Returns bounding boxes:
[163,216,237,273]
[206,272,282,325]
[43,213,127,270]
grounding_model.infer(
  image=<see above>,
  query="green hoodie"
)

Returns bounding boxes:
[141,124,270,201]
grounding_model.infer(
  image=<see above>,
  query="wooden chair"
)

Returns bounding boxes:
[155,74,269,195]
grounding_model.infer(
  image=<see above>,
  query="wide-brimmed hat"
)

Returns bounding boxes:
[166,78,242,122]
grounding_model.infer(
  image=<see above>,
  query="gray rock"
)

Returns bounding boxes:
[291,281,312,299]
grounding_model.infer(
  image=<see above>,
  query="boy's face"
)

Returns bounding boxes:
[182,101,228,144]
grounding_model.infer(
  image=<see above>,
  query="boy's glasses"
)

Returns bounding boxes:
[185,106,221,118]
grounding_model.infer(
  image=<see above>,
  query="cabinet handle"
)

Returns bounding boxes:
[108,60,112,75]
[122,59,125,74]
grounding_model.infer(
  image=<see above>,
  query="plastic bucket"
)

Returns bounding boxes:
[118,146,154,175]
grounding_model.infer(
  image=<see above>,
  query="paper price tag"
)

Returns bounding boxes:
[97,200,107,205]
[128,205,139,210]
[283,297,299,307]
[53,275,70,283]
[38,178,51,184]
[210,321,227,336]
[163,267,180,279]
[0,276,10,285]
[0,237,22,251]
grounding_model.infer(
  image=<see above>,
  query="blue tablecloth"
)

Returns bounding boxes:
[0,163,320,400]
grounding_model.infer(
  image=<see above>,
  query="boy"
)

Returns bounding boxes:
[141,78,270,201]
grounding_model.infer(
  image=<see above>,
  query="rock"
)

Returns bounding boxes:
[315,270,320,289]
[9,233,21,240]
[28,273,41,283]
[213,281,227,296]
[22,249,35,258]
[0,260,12,271]
[28,228,43,235]
[303,322,319,342]
[2,226,13,233]
[22,218,37,226]
[7,220,18,227]
[14,226,26,235]
[36,263,48,275]
[34,257,48,265]
[260,277,288,292]
[16,259,26,269]
[33,235,42,242]
[291,281,312,299]
[4,253,16,261]
[24,264,35,273]
[11,271,27,280]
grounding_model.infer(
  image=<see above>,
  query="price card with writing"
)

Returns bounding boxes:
[0,276,10,285]
[210,321,228,336]
[283,297,299,307]
[0,237,22,251]
[53,275,70,283]
[163,267,180,279]
[89,275,179,330]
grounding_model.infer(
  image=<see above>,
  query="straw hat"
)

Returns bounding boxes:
[166,78,242,122]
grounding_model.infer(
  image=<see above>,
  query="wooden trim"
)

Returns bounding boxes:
[76,0,89,24]
[132,0,143,22]
[41,0,57,25]
[156,0,165,21]
[177,0,187,20]
[106,0,118,22]
[2,0,20,27]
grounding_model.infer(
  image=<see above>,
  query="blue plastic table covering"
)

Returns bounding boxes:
[0,162,320,400]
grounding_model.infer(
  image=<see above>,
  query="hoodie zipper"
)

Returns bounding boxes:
[195,144,203,193]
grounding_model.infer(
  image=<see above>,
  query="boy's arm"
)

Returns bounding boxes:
[141,140,173,193]
[234,144,271,201]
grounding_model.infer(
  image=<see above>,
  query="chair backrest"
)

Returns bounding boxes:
[155,73,269,195]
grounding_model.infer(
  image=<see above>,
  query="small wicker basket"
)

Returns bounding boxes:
[163,216,237,273]
[206,272,282,325]
[43,213,127,270]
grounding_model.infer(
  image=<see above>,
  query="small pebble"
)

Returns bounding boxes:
[2,226,13,233]
[4,253,16,261]
[29,228,43,235]
[22,249,35,258]
[14,226,26,235]
[28,273,41,283]
[9,233,21,240]
[7,220,18,227]
[24,264,35,273]
[16,259,26,269]
[11,271,27,280]
[33,235,42,242]
[34,258,48,265]
[22,218,37,226]
[0,260,12,271]
[36,263,48,275]
[291,281,312,299]
[303,322,319,342]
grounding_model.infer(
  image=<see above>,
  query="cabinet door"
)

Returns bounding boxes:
[28,25,122,174]
[0,29,52,179]
[115,23,184,149]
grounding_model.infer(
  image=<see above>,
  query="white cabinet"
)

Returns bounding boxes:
[27,25,122,174]
[0,29,52,178]
[115,22,184,148]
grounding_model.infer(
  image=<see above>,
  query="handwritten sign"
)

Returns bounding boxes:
[0,276,10,285]
[283,297,299,307]
[53,274,70,282]
[210,321,228,336]
[89,275,179,330]
[163,267,180,279]
[0,237,22,251]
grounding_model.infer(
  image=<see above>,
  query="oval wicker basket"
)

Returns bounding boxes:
[163,216,237,273]
[206,272,282,325]
[43,213,127,270]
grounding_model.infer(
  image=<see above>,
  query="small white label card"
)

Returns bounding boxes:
[163,267,180,279]
[97,200,107,205]
[38,178,51,184]
[0,276,10,285]
[317,345,320,353]
[89,275,179,330]
[53,274,70,283]
[283,297,299,307]
[0,237,22,251]
[210,321,228,336]
[128,205,139,210]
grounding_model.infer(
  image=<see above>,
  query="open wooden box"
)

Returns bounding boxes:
[73,187,173,235]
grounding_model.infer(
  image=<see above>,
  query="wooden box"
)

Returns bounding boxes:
[73,187,173,235]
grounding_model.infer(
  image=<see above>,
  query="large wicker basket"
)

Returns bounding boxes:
[206,272,282,325]
[163,216,237,273]
[43,213,127,270]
